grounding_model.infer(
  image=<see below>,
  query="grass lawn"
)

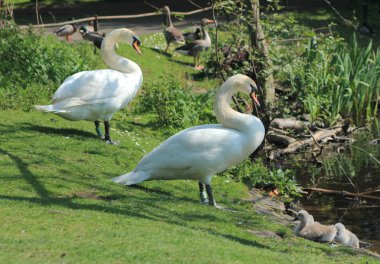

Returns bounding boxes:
[0,110,377,263]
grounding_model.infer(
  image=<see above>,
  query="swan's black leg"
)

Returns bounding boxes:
[199,182,208,204]
[104,121,112,142]
[94,121,103,138]
[206,184,216,206]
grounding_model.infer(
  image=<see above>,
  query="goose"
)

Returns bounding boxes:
[295,210,337,242]
[79,25,104,49]
[175,18,214,70]
[113,74,265,206]
[334,223,360,248]
[162,5,185,53]
[54,24,77,41]
[35,28,143,144]
[183,28,202,42]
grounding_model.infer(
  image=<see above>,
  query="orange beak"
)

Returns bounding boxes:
[250,92,260,107]
[206,19,215,24]
[133,40,141,55]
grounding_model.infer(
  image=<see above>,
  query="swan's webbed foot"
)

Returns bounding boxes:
[106,140,119,145]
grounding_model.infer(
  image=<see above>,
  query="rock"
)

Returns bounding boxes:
[247,229,282,239]
[250,189,294,225]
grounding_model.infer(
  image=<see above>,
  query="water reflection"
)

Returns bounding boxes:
[295,130,380,253]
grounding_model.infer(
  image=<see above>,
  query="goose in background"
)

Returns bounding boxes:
[335,223,360,248]
[79,25,104,49]
[295,210,337,242]
[162,5,185,53]
[113,74,264,206]
[54,23,77,41]
[175,18,214,70]
[183,28,202,42]
[35,28,143,144]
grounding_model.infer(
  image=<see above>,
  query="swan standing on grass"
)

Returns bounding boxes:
[335,223,360,248]
[295,210,337,242]
[35,28,143,144]
[113,74,265,206]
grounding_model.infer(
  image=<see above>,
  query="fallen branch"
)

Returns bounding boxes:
[303,187,380,201]
[270,118,306,131]
[266,132,296,147]
[269,127,342,159]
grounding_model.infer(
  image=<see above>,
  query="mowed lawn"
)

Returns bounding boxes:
[0,110,376,263]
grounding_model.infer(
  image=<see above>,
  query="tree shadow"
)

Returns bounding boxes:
[0,148,50,198]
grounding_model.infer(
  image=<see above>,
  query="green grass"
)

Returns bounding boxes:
[0,111,376,263]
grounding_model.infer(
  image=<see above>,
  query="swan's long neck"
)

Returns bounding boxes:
[213,83,263,134]
[101,32,141,75]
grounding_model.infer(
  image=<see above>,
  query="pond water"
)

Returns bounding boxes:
[294,128,380,253]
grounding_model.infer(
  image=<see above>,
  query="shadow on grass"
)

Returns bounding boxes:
[148,47,173,58]
[0,148,50,198]
[0,145,273,250]
[23,124,98,139]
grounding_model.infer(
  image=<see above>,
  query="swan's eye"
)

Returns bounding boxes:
[249,84,257,93]
[132,36,141,46]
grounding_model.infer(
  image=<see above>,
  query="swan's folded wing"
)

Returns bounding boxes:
[52,70,135,103]
[135,125,243,173]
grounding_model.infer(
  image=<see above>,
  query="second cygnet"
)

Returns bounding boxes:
[334,223,360,248]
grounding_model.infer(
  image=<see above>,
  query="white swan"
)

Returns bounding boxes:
[334,223,360,248]
[35,28,143,143]
[295,210,337,242]
[113,74,265,206]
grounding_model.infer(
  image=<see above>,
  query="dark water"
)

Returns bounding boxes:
[294,128,380,253]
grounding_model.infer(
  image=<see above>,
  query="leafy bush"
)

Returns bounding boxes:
[221,159,302,199]
[134,76,216,133]
[0,26,98,110]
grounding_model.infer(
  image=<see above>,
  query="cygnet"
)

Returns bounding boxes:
[334,223,360,248]
[295,210,337,242]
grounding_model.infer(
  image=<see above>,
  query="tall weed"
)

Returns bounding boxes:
[285,34,380,126]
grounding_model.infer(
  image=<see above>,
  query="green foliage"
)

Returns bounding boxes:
[221,159,302,199]
[134,76,216,133]
[0,26,97,110]
[284,34,380,126]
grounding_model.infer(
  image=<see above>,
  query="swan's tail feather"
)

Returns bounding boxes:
[112,171,150,185]
[34,104,54,112]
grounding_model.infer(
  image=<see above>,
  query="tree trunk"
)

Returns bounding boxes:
[248,0,275,107]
